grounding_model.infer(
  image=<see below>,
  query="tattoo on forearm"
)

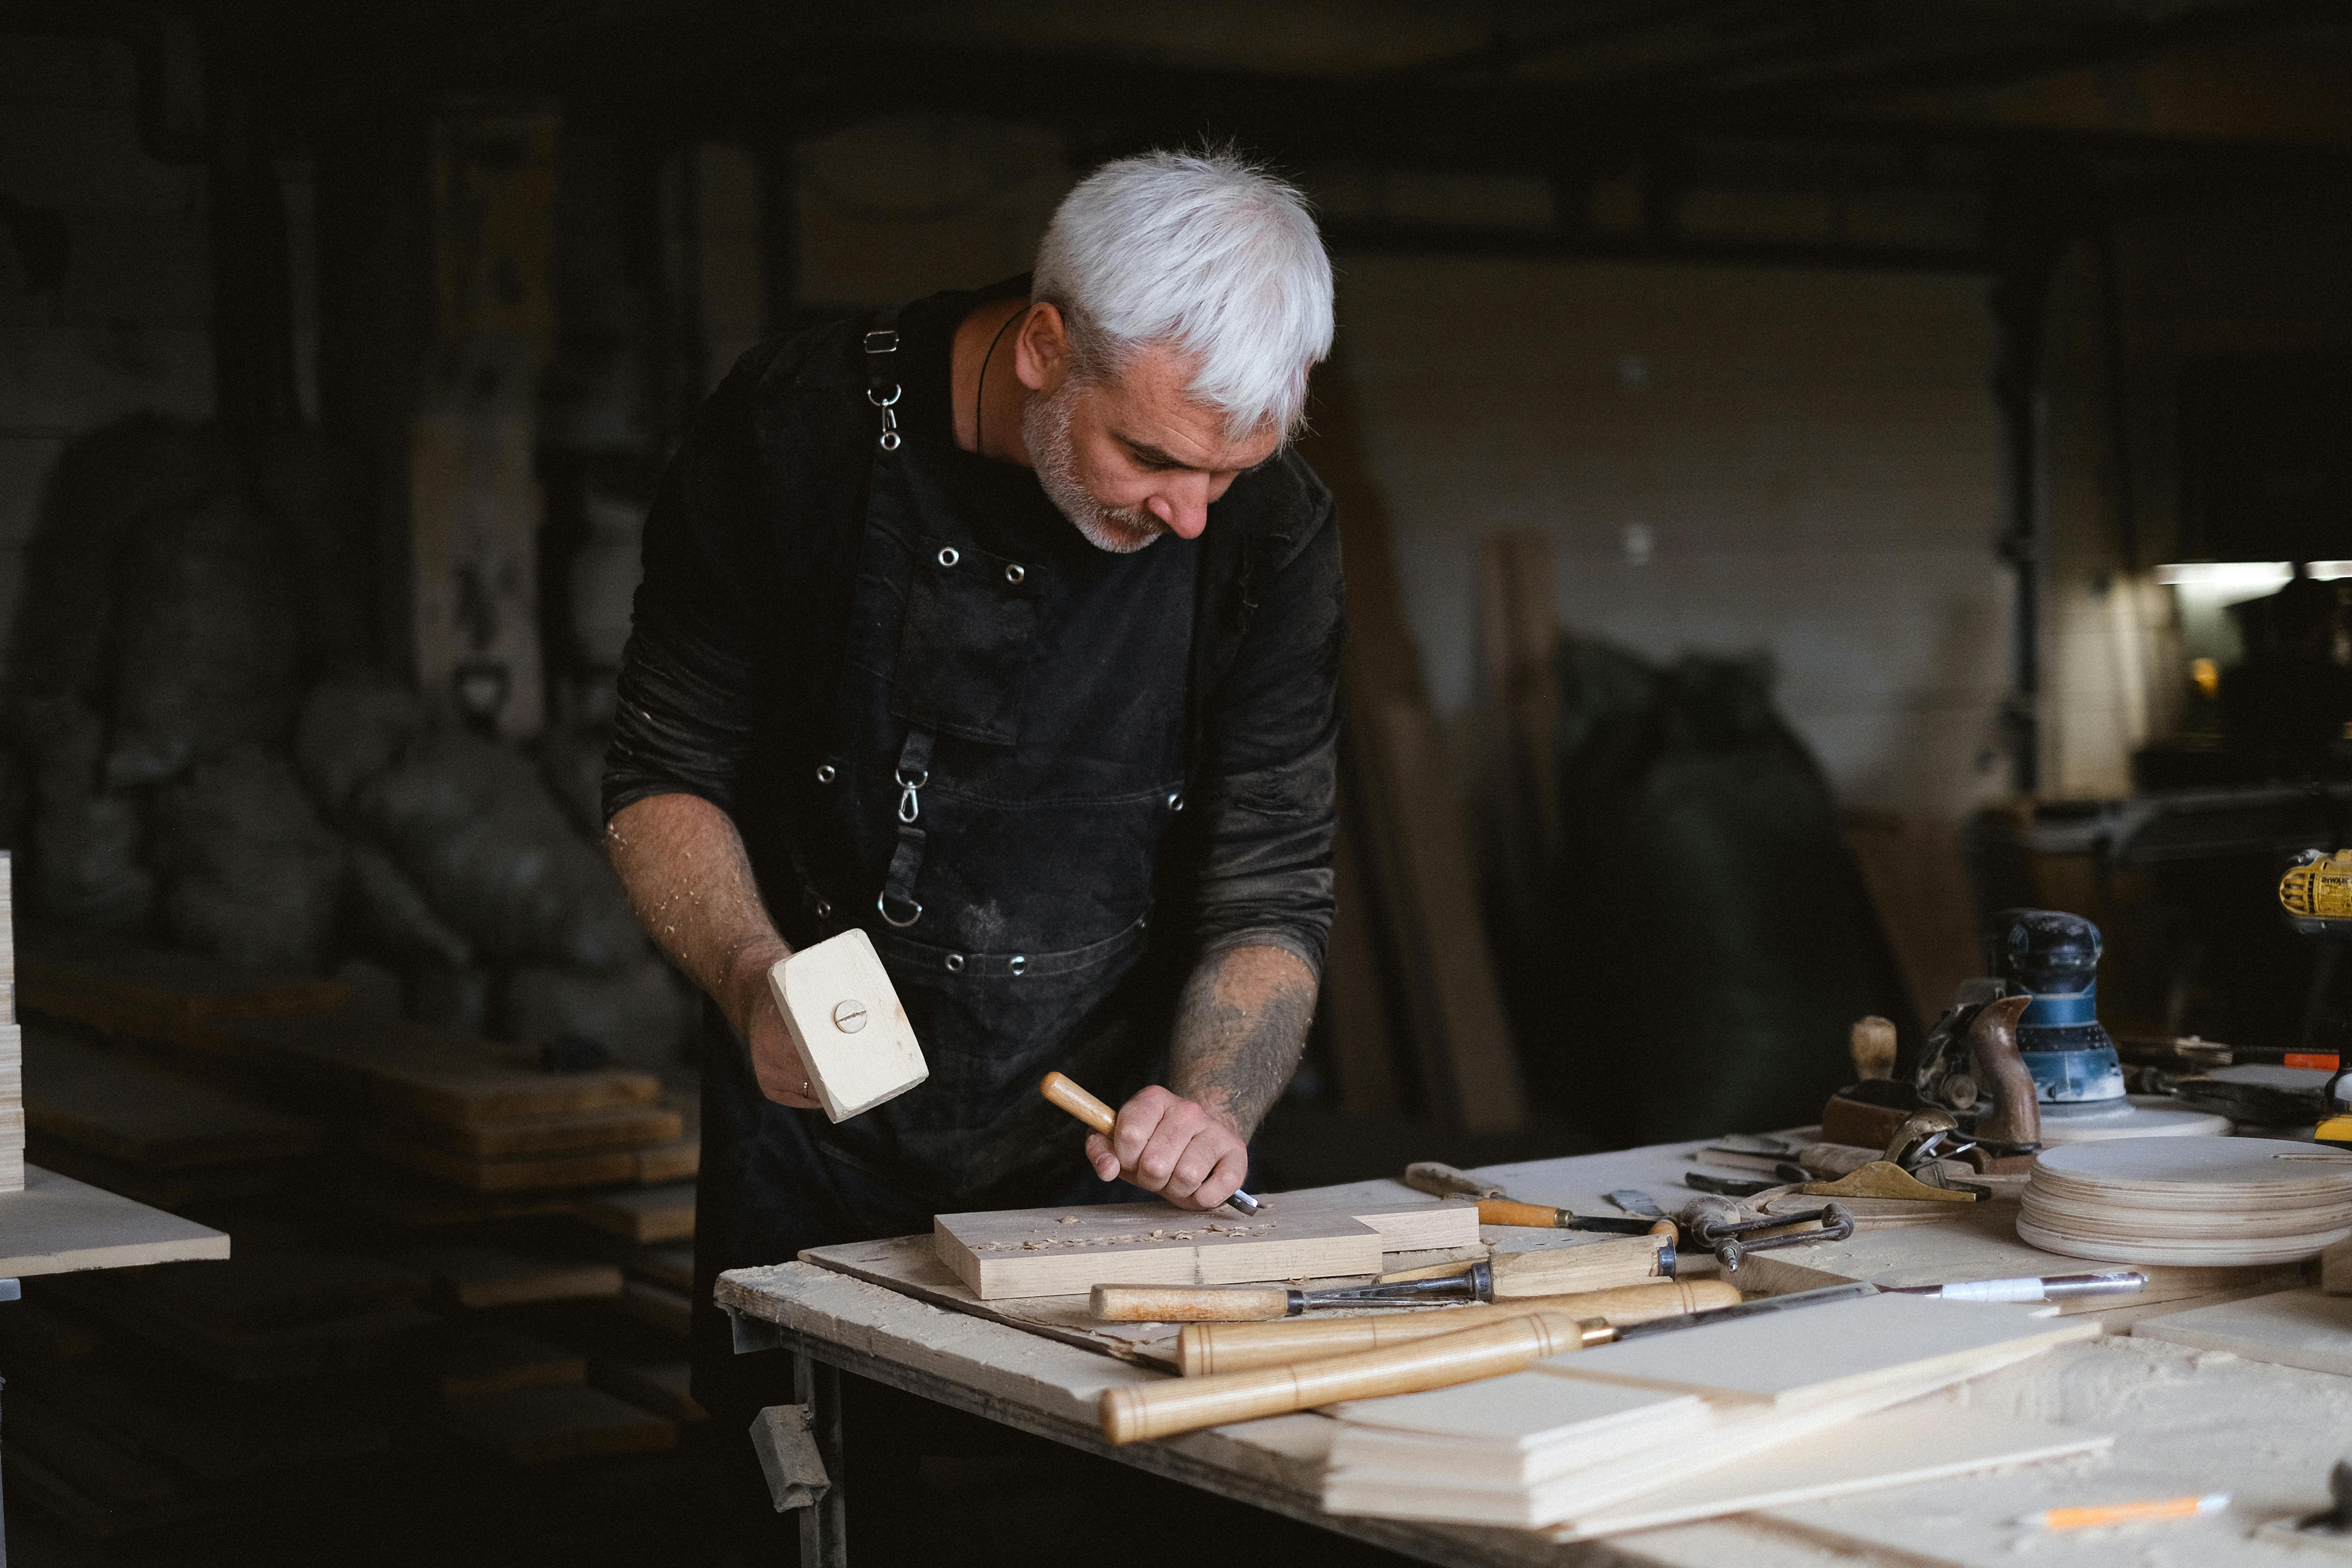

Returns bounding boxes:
[1169,946,1319,1139]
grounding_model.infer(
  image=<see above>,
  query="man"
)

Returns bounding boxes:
[601,149,1342,1433]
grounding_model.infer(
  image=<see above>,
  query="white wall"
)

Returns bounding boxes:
[1331,254,2015,821]
[0,38,215,686]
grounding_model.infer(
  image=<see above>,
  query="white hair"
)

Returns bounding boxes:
[1032,149,1334,439]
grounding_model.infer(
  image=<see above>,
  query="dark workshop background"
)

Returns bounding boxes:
[0,3,2348,1565]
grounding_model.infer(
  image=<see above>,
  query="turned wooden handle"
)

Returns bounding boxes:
[1850,1015,1898,1081]
[1041,1071,1118,1136]
[1490,1232,1670,1297]
[1102,1310,1594,1445]
[1091,1285,1290,1322]
[1478,1198,1567,1228]
[1178,1279,1741,1376]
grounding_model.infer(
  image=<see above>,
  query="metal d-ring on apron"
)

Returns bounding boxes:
[865,312,940,933]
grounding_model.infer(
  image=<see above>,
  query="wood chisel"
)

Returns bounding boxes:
[1172,1280,1743,1374]
[1403,1162,1673,1236]
[1090,1243,1690,1320]
[1040,1071,1261,1216]
[1097,1282,1879,1444]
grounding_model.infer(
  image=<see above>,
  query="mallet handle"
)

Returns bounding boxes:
[1039,1071,1263,1217]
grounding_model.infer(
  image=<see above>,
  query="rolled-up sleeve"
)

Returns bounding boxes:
[1188,500,1344,974]
[602,350,776,825]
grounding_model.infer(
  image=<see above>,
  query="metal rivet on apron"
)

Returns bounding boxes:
[1167,791,1184,811]
[815,763,837,785]
[832,999,867,1033]
[937,547,960,568]
[945,952,965,974]
[1008,955,1026,977]
[1004,563,1025,585]
[814,899,833,919]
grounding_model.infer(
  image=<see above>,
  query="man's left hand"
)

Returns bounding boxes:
[1087,1085,1248,1211]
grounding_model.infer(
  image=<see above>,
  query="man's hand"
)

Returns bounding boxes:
[1087,1085,1249,1210]
[721,940,823,1112]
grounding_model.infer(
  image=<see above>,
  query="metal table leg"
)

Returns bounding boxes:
[794,1355,846,1568]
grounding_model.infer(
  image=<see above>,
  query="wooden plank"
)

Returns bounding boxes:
[428,1327,586,1400]
[572,1183,695,1244]
[2130,1287,2352,1375]
[0,1163,229,1276]
[18,923,349,1023]
[442,1384,676,1464]
[396,1101,683,1158]
[631,1134,698,1184]
[402,1245,624,1309]
[591,1358,706,1423]
[1551,1407,2109,1542]
[24,1025,323,1168]
[363,1135,640,1192]
[1538,1294,2099,1407]
[805,1233,1182,1368]
[933,1192,1479,1301]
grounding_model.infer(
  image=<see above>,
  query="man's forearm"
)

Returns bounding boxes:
[604,793,788,1031]
[1165,944,1319,1140]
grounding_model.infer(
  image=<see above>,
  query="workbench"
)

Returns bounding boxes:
[719,1138,2352,1568]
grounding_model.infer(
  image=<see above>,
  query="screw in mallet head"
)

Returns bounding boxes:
[832,999,867,1033]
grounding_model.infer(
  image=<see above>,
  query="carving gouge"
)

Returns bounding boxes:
[1403,1162,1673,1236]
[1040,1072,1261,1217]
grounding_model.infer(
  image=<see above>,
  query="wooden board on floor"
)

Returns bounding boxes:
[190,1011,662,1126]
[443,1384,676,1464]
[429,1328,586,1400]
[1550,1406,2111,1542]
[403,1246,623,1310]
[364,1135,639,1193]
[24,1025,323,1169]
[398,1102,684,1158]
[0,1164,229,1276]
[2130,1287,2352,1376]
[19,925,350,1024]
[572,1183,695,1244]
[934,1193,1481,1300]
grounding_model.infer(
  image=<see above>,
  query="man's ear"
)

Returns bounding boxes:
[1014,302,1069,393]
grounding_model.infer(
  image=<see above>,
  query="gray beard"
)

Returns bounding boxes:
[1022,381,1168,555]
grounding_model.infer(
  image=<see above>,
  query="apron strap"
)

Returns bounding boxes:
[876,727,934,927]
[865,306,904,452]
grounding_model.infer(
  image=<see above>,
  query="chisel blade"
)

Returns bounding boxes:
[1603,1281,1880,1343]
[1605,1189,1664,1218]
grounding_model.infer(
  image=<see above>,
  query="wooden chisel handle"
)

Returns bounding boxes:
[1091,1286,1293,1322]
[1041,1071,1117,1135]
[1178,1280,1741,1376]
[1101,1310,1600,1445]
[1477,1199,1677,1236]
[1041,1071,1264,1217]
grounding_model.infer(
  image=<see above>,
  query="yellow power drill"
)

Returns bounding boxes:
[2281,849,2352,1147]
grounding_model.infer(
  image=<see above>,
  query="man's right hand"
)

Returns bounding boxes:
[725,943,824,1110]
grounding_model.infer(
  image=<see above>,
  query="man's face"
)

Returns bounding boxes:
[1016,313,1288,554]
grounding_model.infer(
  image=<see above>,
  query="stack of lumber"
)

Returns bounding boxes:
[2019,1136,2352,1266]
[19,929,694,1202]
[1,850,23,1191]
[44,1251,437,1381]
[23,1025,323,1210]
[1320,1293,2102,1534]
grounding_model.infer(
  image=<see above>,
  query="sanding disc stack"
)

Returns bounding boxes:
[2018,1137,2352,1267]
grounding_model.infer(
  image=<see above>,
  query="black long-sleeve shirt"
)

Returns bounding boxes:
[604,281,1343,982]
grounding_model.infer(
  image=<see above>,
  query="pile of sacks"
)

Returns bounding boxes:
[0,415,693,1069]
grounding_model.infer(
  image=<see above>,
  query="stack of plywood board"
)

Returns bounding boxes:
[1,851,22,1191]
[1321,1293,2104,1534]
[2020,1136,2352,1266]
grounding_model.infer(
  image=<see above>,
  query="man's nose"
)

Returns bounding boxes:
[1147,479,1211,540]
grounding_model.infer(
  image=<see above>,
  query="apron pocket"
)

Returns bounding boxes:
[890,535,1041,745]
